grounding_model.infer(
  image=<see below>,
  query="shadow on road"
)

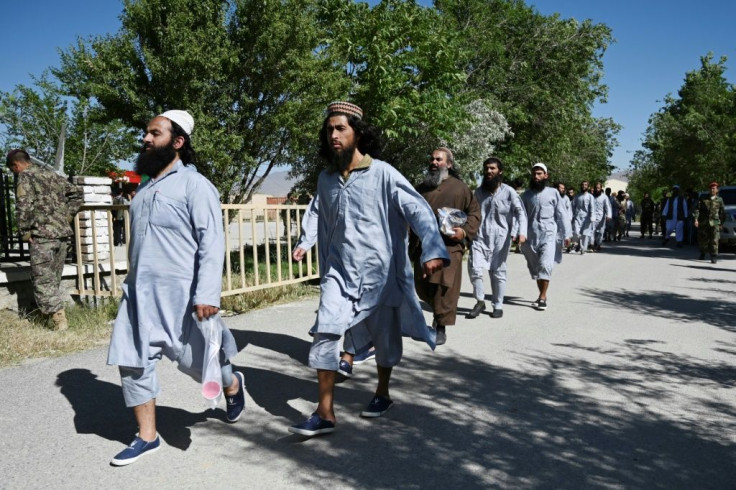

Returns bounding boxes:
[213,347,734,488]
[56,368,213,451]
[580,288,736,334]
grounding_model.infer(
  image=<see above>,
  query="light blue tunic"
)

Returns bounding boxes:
[593,193,612,222]
[470,183,527,273]
[300,158,449,348]
[572,192,596,238]
[520,187,571,278]
[108,161,235,368]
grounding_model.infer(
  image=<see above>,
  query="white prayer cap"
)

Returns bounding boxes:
[158,110,194,136]
[532,162,548,174]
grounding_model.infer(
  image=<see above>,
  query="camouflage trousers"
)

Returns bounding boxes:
[30,238,68,314]
[697,225,720,255]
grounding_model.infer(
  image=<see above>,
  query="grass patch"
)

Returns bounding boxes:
[1,276,319,368]
[0,301,118,368]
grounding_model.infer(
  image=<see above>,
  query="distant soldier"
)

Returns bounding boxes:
[693,181,726,264]
[5,149,83,330]
[639,192,655,238]
[652,199,662,235]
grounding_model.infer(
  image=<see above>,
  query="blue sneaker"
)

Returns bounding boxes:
[288,413,336,437]
[360,395,393,418]
[226,371,246,423]
[337,360,353,378]
[353,348,376,365]
[110,435,160,466]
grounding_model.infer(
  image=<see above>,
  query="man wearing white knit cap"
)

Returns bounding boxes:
[107,110,245,465]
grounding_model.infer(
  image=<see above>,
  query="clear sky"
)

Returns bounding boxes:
[2,0,734,171]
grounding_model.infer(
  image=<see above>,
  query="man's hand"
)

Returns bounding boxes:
[514,234,527,245]
[293,247,306,262]
[564,238,571,248]
[422,258,445,278]
[694,219,699,229]
[195,304,219,321]
[449,227,465,241]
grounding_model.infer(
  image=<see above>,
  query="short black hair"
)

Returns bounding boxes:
[5,149,31,166]
[483,156,504,171]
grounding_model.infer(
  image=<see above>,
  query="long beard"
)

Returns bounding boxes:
[421,167,449,189]
[529,176,548,191]
[329,143,356,172]
[135,141,177,177]
[482,174,502,192]
[558,189,566,197]
[593,189,602,197]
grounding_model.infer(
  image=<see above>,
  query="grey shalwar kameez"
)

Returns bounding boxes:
[572,191,595,252]
[520,187,572,280]
[299,157,449,370]
[556,194,572,262]
[107,161,236,407]
[593,193,612,247]
[468,183,527,311]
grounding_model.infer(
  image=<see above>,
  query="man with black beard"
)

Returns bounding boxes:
[289,102,448,436]
[571,180,595,254]
[592,181,612,251]
[520,163,571,311]
[467,157,527,319]
[107,110,245,465]
[412,147,480,344]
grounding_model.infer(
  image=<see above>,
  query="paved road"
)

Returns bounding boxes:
[1,234,734,489]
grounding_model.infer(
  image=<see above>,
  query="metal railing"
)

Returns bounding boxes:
[72,203,319,298]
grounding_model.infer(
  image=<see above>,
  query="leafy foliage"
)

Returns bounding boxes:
[628,54,736,200]
[435,0,618,185]
[57,0,348,202]
[0,73,135,176]
[3,0,621,196]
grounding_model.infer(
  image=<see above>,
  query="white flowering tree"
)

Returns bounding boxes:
[448,99,513,185]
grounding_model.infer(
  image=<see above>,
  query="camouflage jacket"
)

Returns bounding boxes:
[16,165,83,240]
[692,195,726,227]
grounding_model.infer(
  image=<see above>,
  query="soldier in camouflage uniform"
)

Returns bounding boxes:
[6,149,83,329]
[693,181,726,264]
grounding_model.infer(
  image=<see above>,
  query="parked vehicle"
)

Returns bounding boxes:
[718,186,736,246]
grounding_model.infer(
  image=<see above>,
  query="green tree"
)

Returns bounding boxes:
[435,0,618,185]
[57,0,349,203]
[0,72,136,176]
[290,0,469,187]
[629,54,736,196]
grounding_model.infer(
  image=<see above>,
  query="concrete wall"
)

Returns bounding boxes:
[74,176,113,262]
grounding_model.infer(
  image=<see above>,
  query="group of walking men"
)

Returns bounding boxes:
[1,103,592,465]
[285,103,574,440]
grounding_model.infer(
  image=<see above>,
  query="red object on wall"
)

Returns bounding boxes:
[109,170,142,184]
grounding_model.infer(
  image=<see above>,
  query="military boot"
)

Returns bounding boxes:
[711,255,717,264]
[51,309,68,331]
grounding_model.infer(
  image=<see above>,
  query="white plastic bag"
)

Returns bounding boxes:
[193,312,224,409]
[438,207,468,236]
